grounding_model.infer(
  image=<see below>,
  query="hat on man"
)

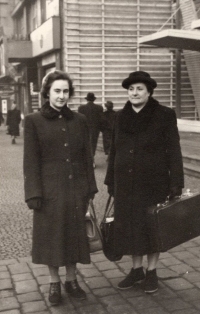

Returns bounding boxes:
[105,101,114,108]
[122,71,157,90]
[85,92,96,101]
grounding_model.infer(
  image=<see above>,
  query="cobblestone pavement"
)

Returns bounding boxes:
[1,126,200,313]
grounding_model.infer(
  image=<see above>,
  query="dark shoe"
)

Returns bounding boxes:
[65,279,86,300]
[144,269,158,294]
[12,138,16,144]
[48,282,61,305]
[117,267,145,290]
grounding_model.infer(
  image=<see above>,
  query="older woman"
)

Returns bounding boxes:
[105,71,184,293]
[23,70,98,305]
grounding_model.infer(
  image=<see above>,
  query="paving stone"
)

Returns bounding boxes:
[152,286,177,300]
[0,297,20,311]
[0,271,10,279]
[17,291,42,303]
[172,251,196,260]
[181,241,198,248]
[36,275,49,285]
[188,247,200,258]
[90,253,108,263]
[18,256,32,263]
[188,299,200,310]
[116,261,133,272]
[21,300,47,313]
[95,261,118,271]
[177,288,200,301]
[164,278,194,290]
[0,260,18,266]
[85,277,110,289]
[172,309,200,314]
[183,271,200,283]
[127,295,160,309]
[157,268,178,279]
[32,267,50,277]
[0,290,14,298]
[8,262,30,275]
[0,310,20,314]
[92,287,118,297]
[169,264,194,275]
[100,294,127,306]
[161,298,194,311]
[0,279,12,290]
[136,307,169,314]
[159,252,173,259]
[15,279,38,294]
[161,257,182,266]
[184,258,200,268]
[107,303,138,314]
[75,304,106,314]
[102,269,125,279]
[39,284,49,294]
[79,268,102,278]
[28,263,47,269]
[0,266,7,271]
[13,272,33,281]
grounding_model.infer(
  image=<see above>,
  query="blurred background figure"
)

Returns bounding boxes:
[0,110,4,128]
[78,93,103,167]
[101,100,116,158]
[6,101,21,144]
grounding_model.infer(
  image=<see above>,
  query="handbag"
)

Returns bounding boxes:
[85,200,103,253]
[100,196,123,262]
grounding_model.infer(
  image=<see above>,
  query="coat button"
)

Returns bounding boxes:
[69,175,73,179]
[66,159,70,162]
[59,115,62,118]
[129,169,133,173]
[64,143,68,147]
[62,128,66,131]
[130,149,134,153]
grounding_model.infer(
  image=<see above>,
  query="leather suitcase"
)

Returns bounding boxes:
[147,191,200,252]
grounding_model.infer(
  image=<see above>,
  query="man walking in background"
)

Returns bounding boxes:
[78,93,103,167]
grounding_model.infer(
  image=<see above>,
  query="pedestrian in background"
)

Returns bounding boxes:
[6,101,21,144]
[0,110,4,127]
[78,92,103,167]
[105,71,184,294]
[101,100,116,157]
[23,70,98,305]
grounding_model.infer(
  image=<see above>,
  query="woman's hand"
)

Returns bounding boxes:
[26,197,42,210]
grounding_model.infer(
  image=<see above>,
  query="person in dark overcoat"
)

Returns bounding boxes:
[0,110,4,127]
[105,71,184,294]
[101,100,116,156]
[6,101,21,144]
[23,70,98,305]
[78,93,103,166]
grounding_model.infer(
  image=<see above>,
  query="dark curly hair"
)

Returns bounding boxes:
[41,70,75,99]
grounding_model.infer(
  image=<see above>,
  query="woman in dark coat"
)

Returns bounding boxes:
[23,70,98,305]
[105,71,184,294]
[6,101,21,144]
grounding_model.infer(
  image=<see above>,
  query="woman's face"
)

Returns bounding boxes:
[48,79,70,110]
[128,82,150,108]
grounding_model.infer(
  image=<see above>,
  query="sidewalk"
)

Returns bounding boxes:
[1,127,200,313]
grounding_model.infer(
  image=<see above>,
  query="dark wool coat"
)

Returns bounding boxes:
[78,102,103,155]
[105,98,184,256]
[23,102,98,266]
[6,108,21,136]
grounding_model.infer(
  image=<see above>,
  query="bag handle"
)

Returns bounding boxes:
[88,199,97,220]
[102,195,114,220]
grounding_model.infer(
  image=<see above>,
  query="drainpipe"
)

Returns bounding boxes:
[175,0,181,118]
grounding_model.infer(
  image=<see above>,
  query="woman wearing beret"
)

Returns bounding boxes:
[105,71,184,293]
[23,70,98,305]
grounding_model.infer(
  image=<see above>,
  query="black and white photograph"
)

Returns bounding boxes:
[1,0,200,313]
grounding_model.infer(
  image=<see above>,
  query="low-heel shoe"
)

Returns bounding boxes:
[144,269,158,294]
[65,279,86,300]
[48,282,61,304]
[118,267,145,290]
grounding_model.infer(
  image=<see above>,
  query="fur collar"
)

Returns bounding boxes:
[40,102,74,120]
[118,97,160,134]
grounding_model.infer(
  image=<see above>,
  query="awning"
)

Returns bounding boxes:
[138,29,200,51]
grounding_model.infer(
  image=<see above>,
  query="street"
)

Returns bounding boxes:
[1,126,200,313]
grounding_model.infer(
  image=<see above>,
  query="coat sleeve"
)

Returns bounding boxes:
[23,115,42,201]
[165,109,184,189]
[82,117,98,195]
[104,116,116,191]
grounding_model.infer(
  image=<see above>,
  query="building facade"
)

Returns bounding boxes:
[0,0,198,119]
